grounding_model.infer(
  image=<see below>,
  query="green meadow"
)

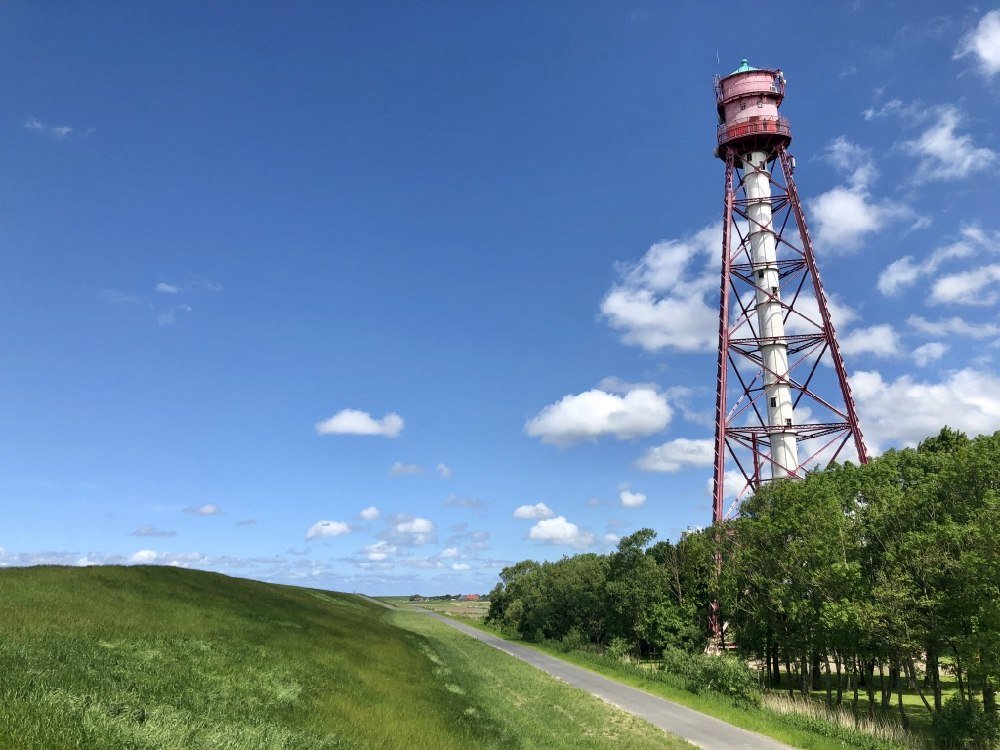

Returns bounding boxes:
[0,565,693,749]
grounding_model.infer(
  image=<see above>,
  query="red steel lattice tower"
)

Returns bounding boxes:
[711,60,868,524]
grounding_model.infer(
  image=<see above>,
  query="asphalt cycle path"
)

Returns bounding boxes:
[418,610,795,750]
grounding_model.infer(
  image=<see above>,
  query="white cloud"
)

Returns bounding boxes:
[184,503,222,516]
[305,520,350,540]
[525,386,671,446]
[876,227,994,296]
[436,463,453,479]
[359,506,381,521]
[901,106,996,183]
[908,315,999,339]
[440,547,460,558]
[853,368,1000,451]
[811,137,913,252]
[528,516,594,548]
[636,437,714,472]
[363,541,396,561]
[912,342,948,367]
[451,562,471,571]
[839,324,902,358]
[705,469,748,504]
[784,293,858,335]
[931,264,1000,305]
[601,287,719,353]
[603,533,621,546]
[315,409,403,437]
[23,117,73,141]
[513,502,555,520]
[390,461,424,476]
[619,490,647,508]
[381,516,437,546]
[396,517,435,534]
[810,187,910,253]
[156,282,181,294]
[130,549,158,564]
[601,225,720,353]
[131,525,177,538]
[955,10,1000,77]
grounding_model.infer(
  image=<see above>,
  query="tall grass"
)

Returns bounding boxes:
[764,694,925,749]
[0,565,694,750]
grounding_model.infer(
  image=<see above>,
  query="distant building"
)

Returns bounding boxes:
[463,594,480,602]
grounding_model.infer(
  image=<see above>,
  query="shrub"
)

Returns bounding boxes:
[607,637,635,662]
[558,627,586,653]
[658,647,761,707]
[932,696,1000,750]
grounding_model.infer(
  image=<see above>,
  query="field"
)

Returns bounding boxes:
[0,566,694,749]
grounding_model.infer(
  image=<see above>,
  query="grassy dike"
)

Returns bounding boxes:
[0,566,694,750]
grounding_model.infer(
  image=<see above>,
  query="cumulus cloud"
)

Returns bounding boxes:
[305,520,350,540]
[601,225,719,353]
[878,234,978,296]
[525,385,671,446]
[912,342,948,367]
[853,368,1000,451]
[315,409,403,437]
[810,138,912,251]
[131,525,176,538]
[363,541,396,561]
[390,461,423,476]
[451,562,471,571]
[440,547,460,558]
[706,469,749,504]
[183,503,222,516]
[513,502,555,520]
[902,106,996,183]
[436,463,453,479]
[396,518,434,534]
[528,516,594,548]
[931,264,1000,305]
[387,517,437,546]
[955,10,1000,77]
[129,549,158,564]
[619,490,647,508]
[636,437,714,472]
[839,324,902,358]
[359,506,381,521]
[908,315,999,339]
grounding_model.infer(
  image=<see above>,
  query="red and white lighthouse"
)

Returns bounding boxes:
[711,60,868,524]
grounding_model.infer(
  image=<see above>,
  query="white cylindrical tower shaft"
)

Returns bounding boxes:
[743,150,798,477]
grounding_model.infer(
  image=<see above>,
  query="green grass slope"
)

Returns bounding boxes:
[0,566,692,750]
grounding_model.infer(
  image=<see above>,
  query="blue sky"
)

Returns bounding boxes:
[2,2,1000,594]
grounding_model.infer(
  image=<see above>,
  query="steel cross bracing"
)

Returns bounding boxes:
[711,144,868,523]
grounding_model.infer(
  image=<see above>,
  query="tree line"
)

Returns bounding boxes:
[486,428,1000,744]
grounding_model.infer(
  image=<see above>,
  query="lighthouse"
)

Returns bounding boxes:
[710,60,868,524]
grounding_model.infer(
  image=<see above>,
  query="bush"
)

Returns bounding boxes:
[658,648,761,707]
[607,637,635,662]
[932,696,1000,750]
[558,627,587,653]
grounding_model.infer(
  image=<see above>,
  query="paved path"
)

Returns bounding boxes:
[416,609,795,750]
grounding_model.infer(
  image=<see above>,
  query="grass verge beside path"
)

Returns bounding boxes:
[415,607,915,750]
[0,566,695,750]
[388,607,696,750]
